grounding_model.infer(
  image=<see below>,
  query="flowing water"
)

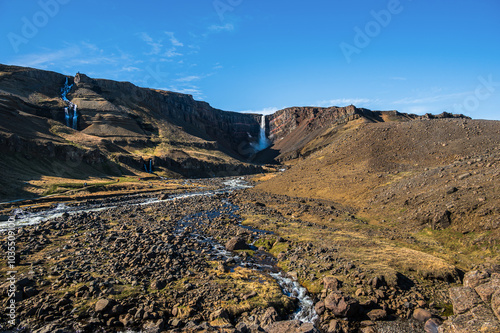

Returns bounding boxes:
[0,177,317,323]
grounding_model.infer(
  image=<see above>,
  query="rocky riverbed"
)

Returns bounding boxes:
[1,177,498,332]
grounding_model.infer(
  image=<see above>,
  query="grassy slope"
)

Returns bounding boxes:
[255,118,500,272]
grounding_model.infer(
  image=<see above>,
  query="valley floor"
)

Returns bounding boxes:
[1,176,499,332]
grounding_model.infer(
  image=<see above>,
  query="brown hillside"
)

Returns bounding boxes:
[256,118,500,266]
[0,64,269,199]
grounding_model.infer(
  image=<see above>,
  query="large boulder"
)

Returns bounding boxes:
[440,271,500,333]
[265,320,319,333]
[432,210,451,230]
[260,307,279,328]
[95,298,112,313]
[225,237,249,251]
[449,287,482,314]
[475,274,500,303]
[323,276,342,291]
[492,290,500,321]
[324,292,360,318]
[367,309,387,321]
[413,308,432,323]
[463,270,491,289]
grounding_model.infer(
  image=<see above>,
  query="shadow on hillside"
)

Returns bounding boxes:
[0,153,127,202]
[251,147,281,165]
[396,272,415,291]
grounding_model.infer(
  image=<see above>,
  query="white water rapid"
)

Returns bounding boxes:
[257,114,269,151]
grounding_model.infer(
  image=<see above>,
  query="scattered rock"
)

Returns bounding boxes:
[413,308,432,323]
[323,276,342,291]
[366,309,387,321]
[260,307,279,327]
[314,301,325,316]
[324,292,360,318]
[95,299,112,313]
[445,186,458,194]
[449,287,482,314]
[432,210,452,230]
[150,279,167,290]
[424,318,441,333]
[464,270,491,289]
[492,290,500,321]
[265,320,319,333]
[225,236,250,251]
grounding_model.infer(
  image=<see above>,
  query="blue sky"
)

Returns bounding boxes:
[1,0,499,119]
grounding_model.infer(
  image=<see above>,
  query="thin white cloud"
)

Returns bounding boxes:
[121,66,140,72]
[8,43,122,70]
[80,41,101,52]
[208,23,235,33]
[10,46,81,68]
[393,91,470,105]
[165,86,204,99]
[402,106,435,114]
[391,77,407,81]
[239,107,281,115]
[164,48,183,58]
[165,31,183,47]
[138,32,163,55]
[176,75,201,83]
[316,98,374,107]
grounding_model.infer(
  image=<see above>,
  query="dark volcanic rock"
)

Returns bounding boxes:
[323,276,342,291]
[95,299,112,313]
[265,320,319,333]
[324,292,360,318]
[440,269,500,332]
[225,236,250,251]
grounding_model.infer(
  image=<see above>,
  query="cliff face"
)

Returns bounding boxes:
[0,64,470,187]
[264,105,469,161]
[72,72,262,151]
[0,64,267,199]
[268,105,359,142]
[0,65,262,154]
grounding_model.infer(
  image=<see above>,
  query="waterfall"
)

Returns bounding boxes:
[64,107,70,127]
[60,78,73,102]
[60,77,79,131]
[257,114,269,151]
[144,159,153,173]
[72,104,78,130]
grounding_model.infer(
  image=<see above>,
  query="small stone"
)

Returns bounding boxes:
[367,309,387,321]
[95,299,111,313]
[424,318,441,333]
[323,276,342,291]
[150,279,167,290]
[413,308,432,323]
[314,301,325,316]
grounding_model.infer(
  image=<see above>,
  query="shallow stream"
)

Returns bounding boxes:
[1,176,317,324]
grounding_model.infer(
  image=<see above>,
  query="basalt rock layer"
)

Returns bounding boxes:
[266,105,468,161]
[0,63,471,200]
[0,64,267,199]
